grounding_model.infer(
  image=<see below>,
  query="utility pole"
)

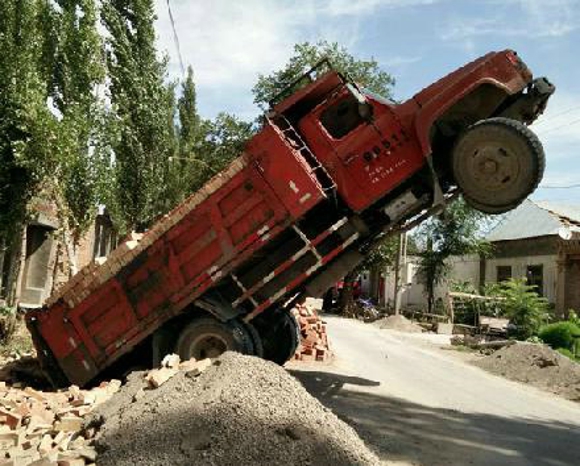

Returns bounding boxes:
[393,232,407,315]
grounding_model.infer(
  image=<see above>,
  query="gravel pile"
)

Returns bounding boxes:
[88,352,381,466]
[373,315,423,333]
[474,343,580,401]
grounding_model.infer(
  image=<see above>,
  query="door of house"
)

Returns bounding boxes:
[19,225,55,307]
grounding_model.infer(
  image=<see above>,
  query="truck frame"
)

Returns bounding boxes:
[27,50,554,386]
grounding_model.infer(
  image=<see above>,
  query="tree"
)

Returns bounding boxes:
[0,0,58,303]
[253,41,395,110]
[415,198,490,314]
[101,0,178,232]
[40,0,108,275]
[253,41,396,313]
[190,113,254,190]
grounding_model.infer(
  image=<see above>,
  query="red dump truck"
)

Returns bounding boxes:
[27,50,554,386]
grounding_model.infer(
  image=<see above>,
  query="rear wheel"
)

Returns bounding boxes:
[175,316,256,360]
[252,309,300,365]
[451,117,544,214]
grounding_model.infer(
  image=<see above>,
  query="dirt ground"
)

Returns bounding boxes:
[473,342,580,402]
[372,315,424,333]
[89,352,381,466]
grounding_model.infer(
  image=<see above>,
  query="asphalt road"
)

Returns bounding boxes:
[289,316,580,466]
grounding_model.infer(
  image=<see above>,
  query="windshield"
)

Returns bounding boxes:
[361,88,396,106]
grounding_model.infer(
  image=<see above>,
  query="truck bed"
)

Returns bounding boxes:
[28,122,328,385]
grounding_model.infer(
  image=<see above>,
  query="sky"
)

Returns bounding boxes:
[153,0,580,203]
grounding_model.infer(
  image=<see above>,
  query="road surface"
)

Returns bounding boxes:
[289,316,580,466]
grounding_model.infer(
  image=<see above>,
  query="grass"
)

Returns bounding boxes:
[0,316,34,358]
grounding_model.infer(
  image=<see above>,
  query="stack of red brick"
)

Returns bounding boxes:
[292,303,332,362]
[45,156,250,309]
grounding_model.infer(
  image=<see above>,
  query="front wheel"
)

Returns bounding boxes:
[451,117,545,214]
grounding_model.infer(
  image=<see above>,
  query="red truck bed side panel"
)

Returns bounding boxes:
[31,123,326,385]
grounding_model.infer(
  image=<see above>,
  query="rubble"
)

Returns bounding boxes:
[88,352,380,466]
[292,302,332,362]
[474,343,580,401]
[0,375,118,465]
[0,354,214,465]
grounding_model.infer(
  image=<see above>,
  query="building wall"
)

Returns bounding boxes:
[381,245,559,312]
[483,254,558,303]
[381,254,480,310]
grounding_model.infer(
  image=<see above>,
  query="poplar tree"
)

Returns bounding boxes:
[41,0,108,274]
[101,0,177,232]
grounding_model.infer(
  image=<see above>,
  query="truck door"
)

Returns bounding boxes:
[298,86,423,212]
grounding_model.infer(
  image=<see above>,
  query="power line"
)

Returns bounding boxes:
[537,116,580,136]
[538,184,580,189]
[533,104,580,126]
[166,0,185,77]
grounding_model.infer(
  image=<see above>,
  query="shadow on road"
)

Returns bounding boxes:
[290,369,580,466]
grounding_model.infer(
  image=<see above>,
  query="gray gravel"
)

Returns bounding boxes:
[87,352,381,466]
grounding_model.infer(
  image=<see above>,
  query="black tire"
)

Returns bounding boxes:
[175,316,255,360]
[452,117,545,214]
[252,309,300,365]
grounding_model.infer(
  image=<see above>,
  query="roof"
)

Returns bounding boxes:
[486,199,580,242]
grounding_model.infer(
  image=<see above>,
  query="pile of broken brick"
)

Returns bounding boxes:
[292,302,332,362]
[0,355,212,466]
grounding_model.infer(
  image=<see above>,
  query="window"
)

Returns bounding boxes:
[320,94,365,139]
[497,265,512,283]
[93,214,117,259]
[526,265,544,296]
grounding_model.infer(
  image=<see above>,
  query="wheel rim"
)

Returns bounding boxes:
[188,333,229,359]
[466,143,521,193]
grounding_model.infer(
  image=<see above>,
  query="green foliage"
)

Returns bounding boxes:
[415,198,490,312]
[189,113,255,191]
[0,0,55,242]
[45,0,109,245]
[101,0,178,232]
[556,348,579,362]
[568,310,580,326]
[496,278,550,340]
[539,321,580,353]
[252,40,395,110]
[0,306,17,345]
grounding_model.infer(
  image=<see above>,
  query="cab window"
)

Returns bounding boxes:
[319,94,364,139]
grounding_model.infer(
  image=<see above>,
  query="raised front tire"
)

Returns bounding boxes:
[252,309,300,365]
[174,316,256,360]
[451,117,545,214]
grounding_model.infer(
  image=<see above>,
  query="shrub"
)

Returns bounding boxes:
[539,321,580,353]
[496,278,550,340]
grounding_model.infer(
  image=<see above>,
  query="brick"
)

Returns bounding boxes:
[161,354,180,369]
[178,358,198,371]
[56,455,84,466]
[28,459,58,466]
[0,432,20,449]
[184,359,212,378]
[54,416,83,433]
[24,388,46,403]
[145,367,178,388]
[0,408,22,430]
[38,434,54,455]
